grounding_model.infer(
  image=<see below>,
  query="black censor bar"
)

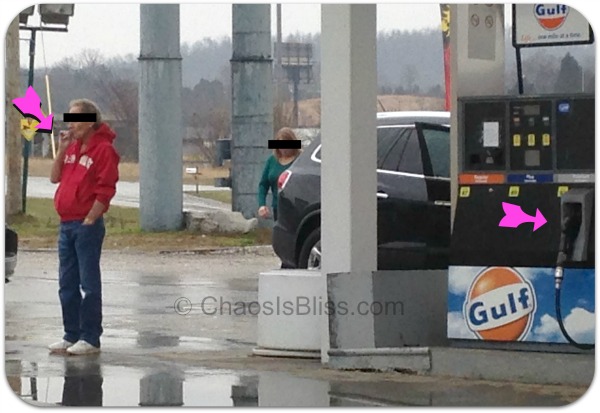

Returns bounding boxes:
[268,139,301,149]
[63,113,97,122]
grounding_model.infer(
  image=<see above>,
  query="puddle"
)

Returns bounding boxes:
[5,359,575,407]
[7,363,332,407]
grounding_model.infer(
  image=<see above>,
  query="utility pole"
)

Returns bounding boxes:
[275,4,282,103]
[18,5,70,213]
[5,16,22,216]
[21,27,37,213]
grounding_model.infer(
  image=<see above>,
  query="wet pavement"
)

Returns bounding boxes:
[4,251,589,406]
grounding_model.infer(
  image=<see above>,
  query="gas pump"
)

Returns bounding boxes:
[448,94,595,351]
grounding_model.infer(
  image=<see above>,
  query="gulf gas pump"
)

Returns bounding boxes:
[448,94,595,351]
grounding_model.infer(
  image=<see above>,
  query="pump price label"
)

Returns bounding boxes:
[513,134,521,147]
[459,187,471,198]
[557,186,569,197]
[527,134,536,146]
[508,186,520,197]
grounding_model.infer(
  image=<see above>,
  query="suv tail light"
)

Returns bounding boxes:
[278,170,292,190]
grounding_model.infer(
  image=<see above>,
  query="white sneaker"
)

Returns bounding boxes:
[66,340,101,356]
[48,340,75,354]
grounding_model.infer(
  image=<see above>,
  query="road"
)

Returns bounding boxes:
[25,176,230,213]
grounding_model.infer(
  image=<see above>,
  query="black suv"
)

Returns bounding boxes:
[273,111,451,270]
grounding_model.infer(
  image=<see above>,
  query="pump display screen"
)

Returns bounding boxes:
[523,105,540,116]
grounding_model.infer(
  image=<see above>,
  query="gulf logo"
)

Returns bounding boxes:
[464,267,536,341]
[534,4,569,31]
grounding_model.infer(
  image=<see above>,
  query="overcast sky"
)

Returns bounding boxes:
[9,2,444,69]
[2,0,597,69]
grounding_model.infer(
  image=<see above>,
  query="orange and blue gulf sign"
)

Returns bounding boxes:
[534,4,569,31]
[448,266,595,344]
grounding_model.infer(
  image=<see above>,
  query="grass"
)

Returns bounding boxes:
[27,158,229,186]
[6,198,272,251]
[185,190,232,204]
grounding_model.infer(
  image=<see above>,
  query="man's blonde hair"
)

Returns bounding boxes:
[69,98,103,129]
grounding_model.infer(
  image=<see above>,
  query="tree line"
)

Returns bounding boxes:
[22,29,595,161]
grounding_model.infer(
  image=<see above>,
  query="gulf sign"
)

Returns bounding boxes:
[534,4,569,31]
[514,3,592,47]
[464,267,536,341]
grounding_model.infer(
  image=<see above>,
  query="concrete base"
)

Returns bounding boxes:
[327,346,594,387]
[257,270,322,352]
[430,347,595,386]
[184,210,257,234]
[252,347,320,359]
[328,347,430,372]
[372,270,448,347]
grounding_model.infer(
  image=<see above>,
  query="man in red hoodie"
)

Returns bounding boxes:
[49,99,119,356]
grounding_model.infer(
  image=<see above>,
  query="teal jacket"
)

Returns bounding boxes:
[258,154,295,211]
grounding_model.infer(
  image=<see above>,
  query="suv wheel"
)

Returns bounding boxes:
[298,228,321,270]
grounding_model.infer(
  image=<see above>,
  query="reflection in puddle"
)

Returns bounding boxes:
[8,360,333,407]
[6,359,572,407]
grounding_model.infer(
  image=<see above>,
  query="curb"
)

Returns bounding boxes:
[21,245,276,256]
[158,245,276,256]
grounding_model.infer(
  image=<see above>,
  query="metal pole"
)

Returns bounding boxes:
[292,69,299,127]
[22,28,37,213]
[45,74,57,158]
[276,4,282,102]
[516,46,524,95]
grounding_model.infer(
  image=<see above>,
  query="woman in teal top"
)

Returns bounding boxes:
[257,127,301,221]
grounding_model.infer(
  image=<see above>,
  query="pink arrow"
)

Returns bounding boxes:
[12,86,54,133]
[499,202,547,231]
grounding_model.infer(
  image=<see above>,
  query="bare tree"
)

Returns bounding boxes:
[273,101,294,134]
[95,73,139,160]
[70,50,140,160]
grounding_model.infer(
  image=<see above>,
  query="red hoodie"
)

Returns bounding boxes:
[54,123,120,222]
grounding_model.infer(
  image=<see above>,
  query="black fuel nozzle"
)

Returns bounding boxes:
[557,203,582,264]
[555,203,582,288]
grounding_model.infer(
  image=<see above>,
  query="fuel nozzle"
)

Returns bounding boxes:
[555,202,582,289]
[557,203,582,264]
[554,189,595,350]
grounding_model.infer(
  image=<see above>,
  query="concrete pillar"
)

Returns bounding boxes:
[320,4,377,362]
[139,4,183,230]
[231,5,273,219]
[450,4,505,224]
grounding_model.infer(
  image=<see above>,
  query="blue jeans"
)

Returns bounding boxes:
[58,218,105,348]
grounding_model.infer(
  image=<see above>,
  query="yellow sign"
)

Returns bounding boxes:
[527,134,536,146]
[509,186,520,197]
[513,134,521,147]
[557,186,569,197]
[542,133,551,146]
[459,186,471,198]
[20,118,39,141]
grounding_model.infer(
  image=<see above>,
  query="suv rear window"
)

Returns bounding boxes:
[377,127,411,171]
[313,125,424,174]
